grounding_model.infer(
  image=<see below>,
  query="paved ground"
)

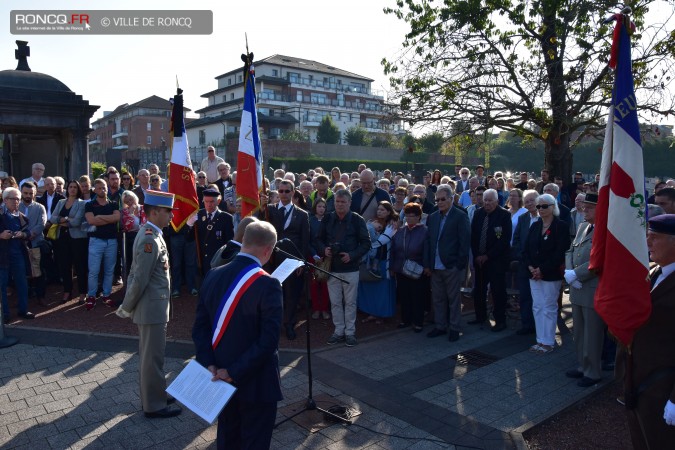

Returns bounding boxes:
[0,303,611,449]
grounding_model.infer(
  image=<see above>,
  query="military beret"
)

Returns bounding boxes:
[648,214,675,235]
[583,193,598,204]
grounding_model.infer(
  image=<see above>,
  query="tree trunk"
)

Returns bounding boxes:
[544,131,572,184]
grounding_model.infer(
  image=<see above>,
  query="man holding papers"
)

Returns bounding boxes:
[192,221,283,449]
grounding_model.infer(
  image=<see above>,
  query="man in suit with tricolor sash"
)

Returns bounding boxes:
[192,221,283,449]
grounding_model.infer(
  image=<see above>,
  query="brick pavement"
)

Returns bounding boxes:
[0,302,611,449]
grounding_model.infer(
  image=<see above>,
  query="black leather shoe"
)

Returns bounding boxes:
[566,369,584,379]
[144,405,182,418]
[167,397,176,405]
[467,319,485,325]
[577,377,601,388]
[286,325,297,341]
[427,328,446,338]
[491,323,506,332]
[516,328,535,335]
[18,312,35,320]
[448,330,460,342]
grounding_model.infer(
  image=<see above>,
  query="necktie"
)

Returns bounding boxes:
[478,214,489,254]
[283,206,293,229]
[651,268,663,289]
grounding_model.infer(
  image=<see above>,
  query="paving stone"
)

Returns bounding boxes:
[24,392,55,407]
[7,388,36,402]
[16,404,47,421]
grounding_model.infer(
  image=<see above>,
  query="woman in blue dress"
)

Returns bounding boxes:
[358,201,398,323]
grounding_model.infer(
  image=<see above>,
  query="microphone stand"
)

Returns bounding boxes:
[273,244,352,427]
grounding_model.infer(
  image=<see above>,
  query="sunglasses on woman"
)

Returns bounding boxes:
[536,204,554,209]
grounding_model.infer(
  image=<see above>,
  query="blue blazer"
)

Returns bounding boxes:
[192,254,283,403]
[424,206,470,271]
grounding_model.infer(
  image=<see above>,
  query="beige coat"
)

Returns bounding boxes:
[565,222,598,308]
[121,223,171,325]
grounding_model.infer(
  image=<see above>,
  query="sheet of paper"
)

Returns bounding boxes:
[166,359,236,424]
[270,258,303,284]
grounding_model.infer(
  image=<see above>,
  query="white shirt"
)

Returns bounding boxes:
[278,202,293,229]
[653,262,675,289]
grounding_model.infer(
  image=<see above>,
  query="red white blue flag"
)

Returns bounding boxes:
[589,14,651,347]
[237,66,263,217]
[168,89,199,231]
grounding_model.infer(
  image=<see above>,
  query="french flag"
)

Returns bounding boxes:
[237,65,263,218]
[168,88,199,231]
[589,14,651,347]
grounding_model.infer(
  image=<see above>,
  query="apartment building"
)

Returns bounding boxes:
[88,95,189,171]
[186,54,403,152]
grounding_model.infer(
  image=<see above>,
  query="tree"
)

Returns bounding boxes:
[281,129,310,142]
[371,132,397,147]
[417,131,445,153]
[316,115,341,144]
[383,1,675,182]
[344,126,370,146]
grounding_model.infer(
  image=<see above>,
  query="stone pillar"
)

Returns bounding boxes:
[71,124,90,179]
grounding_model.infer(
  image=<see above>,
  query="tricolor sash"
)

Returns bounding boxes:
[211,263,266,349]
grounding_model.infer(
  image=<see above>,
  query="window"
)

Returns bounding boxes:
[230,93,234,100]
[238,75,242,82]
[296,90,303,102]
[199,130,206,145]
[288,72,300,83]
[272,69,278,77]
[223,95,227,103]
[146,135,152,145]
[310,93,327,105]
[228,78,232,86]
[146,122,151,131]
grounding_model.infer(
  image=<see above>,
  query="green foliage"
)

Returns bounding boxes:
[91,162,107,180]
[316,116,341,144]
[280,129,310,142]
[370,133,396,148]
[382,0,675,181]
[417,132,445,153]
[344,126,370,146]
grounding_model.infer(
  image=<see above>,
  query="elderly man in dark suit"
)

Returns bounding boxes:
[192,221,283,450]
[564,193,603,387]
[470,188,512,331]
[424,184,470,341]
[260,179,310,340]
[626,214,675,449]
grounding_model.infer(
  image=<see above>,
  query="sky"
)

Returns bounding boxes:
[0,0,410,120]
[1,0,673,128]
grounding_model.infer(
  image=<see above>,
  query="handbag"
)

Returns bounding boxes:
[313,257,331,282]
[359,263,381,282]
[46,224,59,240]
[401,228,423,279]
[402,259,424,279]
[27,247,42,278]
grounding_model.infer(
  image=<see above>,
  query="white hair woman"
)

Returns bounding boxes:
[522,193,570,353]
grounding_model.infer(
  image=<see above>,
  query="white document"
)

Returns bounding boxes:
[166,359,236,424]
[270,258,303,284]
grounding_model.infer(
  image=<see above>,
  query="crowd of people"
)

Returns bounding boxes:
[2,147,675,446]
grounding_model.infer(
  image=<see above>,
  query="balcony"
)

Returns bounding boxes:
[112,131,128,139]
[257,92,291,103]
[112,144,128,150]
[88,138,100,145]
[287,76,384,98]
